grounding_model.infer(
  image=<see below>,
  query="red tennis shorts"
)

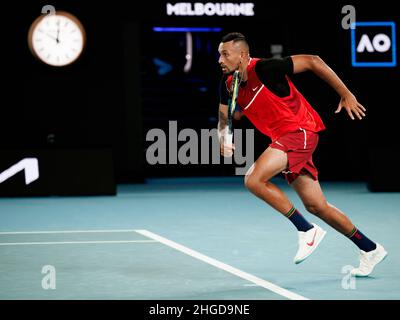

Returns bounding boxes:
[269,128,319,184]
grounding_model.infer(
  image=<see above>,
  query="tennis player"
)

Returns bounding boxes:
[217,32,387,276]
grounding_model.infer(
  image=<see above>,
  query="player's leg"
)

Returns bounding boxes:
[245,146,326,264]
[244,146,292,214]
[291,173,388,275]
[290,173,355,235]
[244,146,315,233]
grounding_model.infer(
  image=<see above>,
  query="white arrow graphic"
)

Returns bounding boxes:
[0,158,39,185]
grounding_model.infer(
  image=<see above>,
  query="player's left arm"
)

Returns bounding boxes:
[291,54,366,120]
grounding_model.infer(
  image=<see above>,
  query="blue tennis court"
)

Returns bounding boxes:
[1,177,398,300]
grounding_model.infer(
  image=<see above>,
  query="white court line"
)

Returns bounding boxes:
[0,240,156,246]
[135,229,309,301]
[0,229,137,235]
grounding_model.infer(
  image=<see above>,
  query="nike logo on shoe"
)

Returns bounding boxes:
[307,228,318,246]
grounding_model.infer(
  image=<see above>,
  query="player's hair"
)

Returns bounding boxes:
[221,32,248,46]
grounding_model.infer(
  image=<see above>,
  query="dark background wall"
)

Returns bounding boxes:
[1,1,399,190]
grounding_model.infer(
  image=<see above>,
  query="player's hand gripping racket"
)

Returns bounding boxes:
[224,70,241,149]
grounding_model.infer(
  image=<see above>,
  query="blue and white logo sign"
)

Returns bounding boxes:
[351,21,397,67]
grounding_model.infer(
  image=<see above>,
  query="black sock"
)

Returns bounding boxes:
[348,227,377,252]
[285,207,313,232]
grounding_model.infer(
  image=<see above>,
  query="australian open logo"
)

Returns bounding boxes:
[351,21,397,67]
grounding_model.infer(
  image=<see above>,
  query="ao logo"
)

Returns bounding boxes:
[351,21,397,67]
[357,33,391,53]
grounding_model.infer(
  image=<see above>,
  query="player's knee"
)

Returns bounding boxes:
[245,173,272,194]
[305,201,328,215]
[244,165,255,189]
[244,174,257,191]
[244,173,265,192]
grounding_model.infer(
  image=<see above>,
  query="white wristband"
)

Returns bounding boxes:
[224,131,233,146]
[218,127,228,141]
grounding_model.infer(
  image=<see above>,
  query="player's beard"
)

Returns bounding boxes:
[221,63,240,75]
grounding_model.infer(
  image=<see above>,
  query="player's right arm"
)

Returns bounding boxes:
[218,103,234,157]
[218,76,235,157]
[218,103,228,133]
[218,76,229,135]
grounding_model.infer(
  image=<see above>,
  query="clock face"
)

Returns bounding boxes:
[28,11,86,67]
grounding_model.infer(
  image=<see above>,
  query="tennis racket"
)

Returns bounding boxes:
[225,70,241,146]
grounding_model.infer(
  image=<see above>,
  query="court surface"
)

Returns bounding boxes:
[1,177,399,300]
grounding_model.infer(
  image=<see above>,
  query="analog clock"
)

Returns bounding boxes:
[28,11,86,67]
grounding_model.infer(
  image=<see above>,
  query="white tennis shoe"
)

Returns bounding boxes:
[294,223,327,264]
[350,243,388,277]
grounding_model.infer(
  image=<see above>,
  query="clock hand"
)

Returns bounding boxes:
[56,22,60,43]
[45,33,58,42]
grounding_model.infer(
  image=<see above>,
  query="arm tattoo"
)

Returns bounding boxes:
[219,110,227,127]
